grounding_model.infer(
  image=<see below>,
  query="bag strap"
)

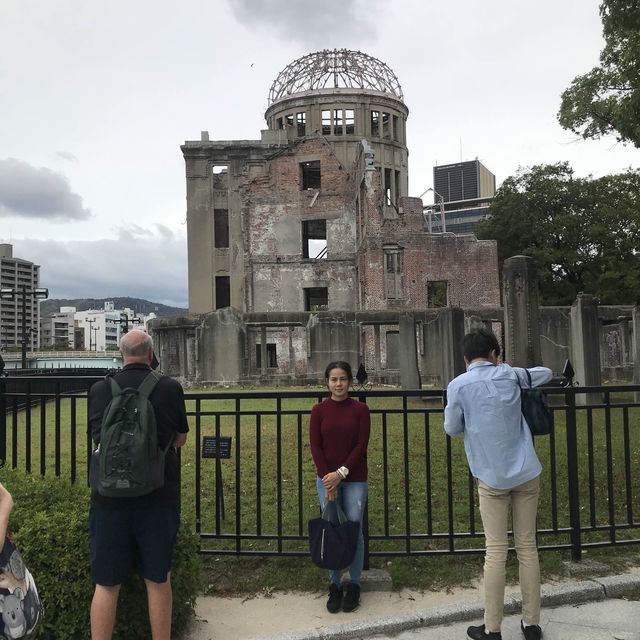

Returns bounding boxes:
[137,371,173,455]
[108,377,123,397]
[516,368,533,391]
[137,370,163,399]
[321,500,349,524]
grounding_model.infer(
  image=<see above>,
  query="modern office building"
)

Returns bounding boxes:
[0,244,42,351]
[431,160,496,234]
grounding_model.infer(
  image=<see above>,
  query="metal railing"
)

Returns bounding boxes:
[1,376,640,562]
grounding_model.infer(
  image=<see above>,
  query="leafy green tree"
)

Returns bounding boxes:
[559,0,640,146]
[476,162,640,305]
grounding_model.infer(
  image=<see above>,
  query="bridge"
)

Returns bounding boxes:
[1,351,123,369]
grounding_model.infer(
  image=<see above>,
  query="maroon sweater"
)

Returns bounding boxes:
[309,397,371,481]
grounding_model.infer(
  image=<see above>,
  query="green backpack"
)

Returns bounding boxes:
[91,370,171,497]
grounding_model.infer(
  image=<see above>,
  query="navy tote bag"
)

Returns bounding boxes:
[308,500,359,570]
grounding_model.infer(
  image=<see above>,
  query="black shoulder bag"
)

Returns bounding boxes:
[518,368,554,436]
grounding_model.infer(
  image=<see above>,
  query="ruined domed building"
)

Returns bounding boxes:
[158,50,500,385]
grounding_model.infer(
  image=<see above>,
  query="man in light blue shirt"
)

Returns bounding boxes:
[444,328,552,640]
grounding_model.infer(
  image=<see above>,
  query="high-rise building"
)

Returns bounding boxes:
[0,244,42,351]
[432,160,496,234]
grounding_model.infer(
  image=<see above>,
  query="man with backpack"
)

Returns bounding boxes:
[444,328,552,640]
[88,330,189,640]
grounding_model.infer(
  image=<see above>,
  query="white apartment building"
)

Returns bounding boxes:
[47,302,156,351]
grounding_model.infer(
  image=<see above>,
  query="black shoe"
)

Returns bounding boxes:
[341,582,360,612]
[326,583,342,613]
[521,621,542,640]
[466,624,502,640]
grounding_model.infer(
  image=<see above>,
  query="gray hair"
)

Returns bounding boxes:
[120,331,153,357]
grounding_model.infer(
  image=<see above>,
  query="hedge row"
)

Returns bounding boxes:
[2,469,201,639]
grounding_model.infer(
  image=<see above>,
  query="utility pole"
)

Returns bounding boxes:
[91,325,99,351]
[85,317,97,351]
[0,285,48,369]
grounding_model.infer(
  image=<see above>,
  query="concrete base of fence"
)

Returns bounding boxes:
[354,568,392,592]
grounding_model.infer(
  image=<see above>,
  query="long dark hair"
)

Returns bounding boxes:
[324,361,353,381]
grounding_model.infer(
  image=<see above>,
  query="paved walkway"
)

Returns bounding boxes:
[365,599,640,639]
[187,571,640,640]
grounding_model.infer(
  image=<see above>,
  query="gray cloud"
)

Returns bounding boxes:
[13,226,187,308]
[227,0,379,45]
[55,151,79,163]
[0,158,91,220]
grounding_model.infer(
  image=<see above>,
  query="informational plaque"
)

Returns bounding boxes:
[202,436,232,459]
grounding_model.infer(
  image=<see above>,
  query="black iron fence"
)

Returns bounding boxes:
[1,376,640,562]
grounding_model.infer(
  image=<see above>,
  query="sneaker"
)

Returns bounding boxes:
[326,583,342,613]
[466,624,502,640]
[341,582,360,612]
[521,621,542,640]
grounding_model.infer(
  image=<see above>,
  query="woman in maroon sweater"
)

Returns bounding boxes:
[309,361,371,614]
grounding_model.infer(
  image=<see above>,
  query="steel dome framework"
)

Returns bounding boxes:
[268,49,404,105]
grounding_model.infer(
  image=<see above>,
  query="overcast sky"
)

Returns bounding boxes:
[1,0,638,308]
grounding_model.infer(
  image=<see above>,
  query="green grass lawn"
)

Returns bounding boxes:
[3,386,640,594]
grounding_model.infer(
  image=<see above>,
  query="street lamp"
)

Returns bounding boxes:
[0,285,49,369]
[112,312,141,336]
[85,317,97,351]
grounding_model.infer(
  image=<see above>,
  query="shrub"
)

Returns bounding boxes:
[1,469,202,639]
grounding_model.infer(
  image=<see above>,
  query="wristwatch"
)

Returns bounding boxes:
[337,466,349,479]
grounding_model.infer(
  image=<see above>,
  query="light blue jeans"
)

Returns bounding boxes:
[316,477,368,585]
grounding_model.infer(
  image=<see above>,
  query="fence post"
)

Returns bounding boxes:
[363,502,370,570]
[565,389,582,560]
[0,375,6,468]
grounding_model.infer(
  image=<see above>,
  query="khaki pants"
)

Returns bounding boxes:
[477,475,541,632]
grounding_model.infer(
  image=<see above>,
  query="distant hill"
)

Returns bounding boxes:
[41,297,188,318]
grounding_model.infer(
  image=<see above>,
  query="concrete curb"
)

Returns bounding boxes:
[252,572,640,640]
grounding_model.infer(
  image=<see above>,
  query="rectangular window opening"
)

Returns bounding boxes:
[301,160,321,190]
[427,281,448,308]
[395,170,401,206]
[256,343,277,369]
[371,110,379,137]
[384,249,403,299]
[392,115,399,141]
[345,109,355,135]
[212,165,228,189]
[333,109,343,135]
[382,112,390,139]
[302,219,327,259]
[384,168,392,206]
[277,117,283,130]
[386,331,400,369]
[215,276,230,309]
[285,114,294,127]
[296,112,306,137]
[304,287,328,311]
[321,110,331,136]
[214,209,229,248]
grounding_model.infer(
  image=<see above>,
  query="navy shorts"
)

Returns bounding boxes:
[89,505,180,586]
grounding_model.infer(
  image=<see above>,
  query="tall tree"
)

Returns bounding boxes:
[559,0,640,147]
[476,163,640,305]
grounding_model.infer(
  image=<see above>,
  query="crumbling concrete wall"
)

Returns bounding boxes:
[358,181,501,311]
[244,137,358,312]
[148,316,198,380]
[150,302,637,387]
